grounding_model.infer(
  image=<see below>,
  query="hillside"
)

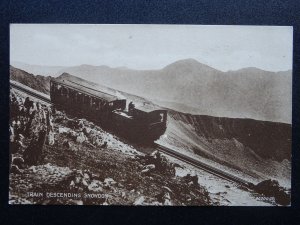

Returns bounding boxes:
[11,61,66,77]
[10,66,51,94]
[159,111,291,187]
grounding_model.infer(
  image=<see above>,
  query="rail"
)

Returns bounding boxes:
[10,81,51,104]
[154,143,252,188]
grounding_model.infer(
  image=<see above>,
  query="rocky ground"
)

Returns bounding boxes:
[9,89,211,205]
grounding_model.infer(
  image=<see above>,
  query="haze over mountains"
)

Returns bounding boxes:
[11,59,292,124]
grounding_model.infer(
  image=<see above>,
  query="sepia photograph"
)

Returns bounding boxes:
[9,24,292,206]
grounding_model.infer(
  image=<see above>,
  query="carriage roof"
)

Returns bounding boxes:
[134,104,166,113]
[51,78,118,102]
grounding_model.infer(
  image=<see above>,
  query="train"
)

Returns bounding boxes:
[50,78,167,142]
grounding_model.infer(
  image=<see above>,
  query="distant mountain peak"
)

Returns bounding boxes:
[57,72,74,80]
[234,67,268,73]
[167,58,201,66]
[163,58,219,73]
[60,72,71,76]
[79,64,93,67]
[176,58,200,64]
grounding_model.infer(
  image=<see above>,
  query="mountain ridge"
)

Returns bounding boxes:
[10,59,292,123]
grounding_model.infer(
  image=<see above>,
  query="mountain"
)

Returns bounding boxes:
[10,61,66,77]
[11,59,292,123]
[54,59,291,124]
[10,66,51,94]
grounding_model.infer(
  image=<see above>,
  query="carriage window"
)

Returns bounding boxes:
[159,113,164,122]
[91,98,98,108]
[84,95,90,104]
[69,90,75,100]
[65,88,69,98]
[77,92,82,103]
[61,87,65,96]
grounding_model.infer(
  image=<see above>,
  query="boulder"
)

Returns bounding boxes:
[164,193,172,206]
[81,179,89,187]
[103,178,117,186]
[183,174,199,186]
[76,132,86,144]
[253,179,291,206]
[141,164,156,175]
[133,196,145,205]
[162,186,173,194]
[88,180,103,192]
[11,165,23,174]
[47,131,55,145]
[63,140,71,148]
[101,141,108,148]
[144,164,156,170]
[68,130,78,141]
[12,157,25,168]
[58,127,70,134]
[141,168,150,174]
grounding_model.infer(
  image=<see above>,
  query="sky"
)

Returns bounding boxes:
[10,24,293,72]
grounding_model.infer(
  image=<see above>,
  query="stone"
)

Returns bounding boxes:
[70,180,75,188]
[121,192,126,198]
[253,179,291,205]
[83,173,90,180]
[144,164,156,170]
[11,165,23,174]
[104,178,117,186]
[63,140,71,148]
[141,168,150,174]
[47,131,55,145]
[162,186,173,193]
[133,196,145,205]
[88,180,103,192]
[58,127,70,134]
[75,176,81,184]
[12,157,24,168]
[76,132,86,144]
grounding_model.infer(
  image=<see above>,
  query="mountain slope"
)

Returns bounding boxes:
[10,66,51,94]
[11,61,66,77]
[54,59,292,123]
[159,111,291,187]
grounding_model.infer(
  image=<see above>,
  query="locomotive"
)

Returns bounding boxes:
[50,77,167,142]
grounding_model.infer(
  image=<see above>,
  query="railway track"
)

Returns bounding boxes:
[10,81,253,189]
[10,81,51,104]
[154,143,252,188]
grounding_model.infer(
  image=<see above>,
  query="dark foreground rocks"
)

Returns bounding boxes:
[252,179,291,206]
[9,92,212,206]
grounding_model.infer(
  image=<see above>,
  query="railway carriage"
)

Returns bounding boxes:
[50,78,167,142]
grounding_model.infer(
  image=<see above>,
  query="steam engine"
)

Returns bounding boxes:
[50,78,167,142]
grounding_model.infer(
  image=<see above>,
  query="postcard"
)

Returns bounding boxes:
[9,24,292,206]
